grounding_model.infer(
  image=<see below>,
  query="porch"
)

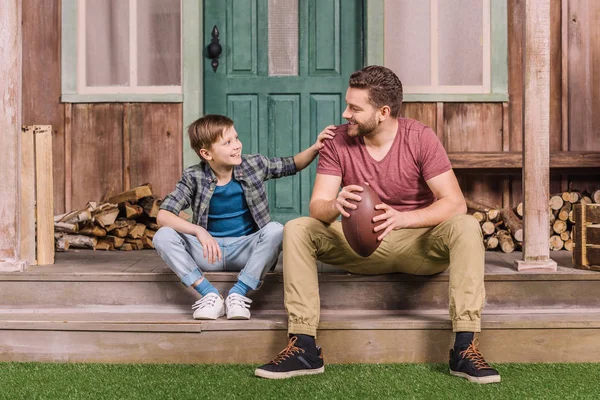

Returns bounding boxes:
[1,250,599,364]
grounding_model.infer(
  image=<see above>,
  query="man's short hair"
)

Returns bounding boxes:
[188,114,234,156]
[349,66,403,118]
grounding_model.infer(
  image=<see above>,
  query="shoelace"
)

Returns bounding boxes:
[227,293,252,309]
[192,293,219,310]
[269,336,304,365]
[459,339,493,370]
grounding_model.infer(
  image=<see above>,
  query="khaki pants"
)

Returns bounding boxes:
[283,214,485,337]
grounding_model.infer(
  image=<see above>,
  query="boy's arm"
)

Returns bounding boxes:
[293,125,337,171]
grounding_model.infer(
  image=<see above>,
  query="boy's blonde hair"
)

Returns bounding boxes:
[188,114,234,157]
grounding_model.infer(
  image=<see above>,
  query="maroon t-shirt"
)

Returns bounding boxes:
[317,118,452,212]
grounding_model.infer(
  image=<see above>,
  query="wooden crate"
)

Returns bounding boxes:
[573,204,600,271]
[20,125,54,266]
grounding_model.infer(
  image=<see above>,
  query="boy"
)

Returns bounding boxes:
[153,114,335,320]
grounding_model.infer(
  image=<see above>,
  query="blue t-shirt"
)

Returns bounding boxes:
[207,179,256,237]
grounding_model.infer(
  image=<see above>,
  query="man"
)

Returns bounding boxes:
[255,66,500,384]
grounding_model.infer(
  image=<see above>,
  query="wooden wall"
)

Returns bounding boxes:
[21,0,600,215]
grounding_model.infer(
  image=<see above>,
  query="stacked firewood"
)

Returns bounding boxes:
[54,184,162,251]
[468,189,600,253]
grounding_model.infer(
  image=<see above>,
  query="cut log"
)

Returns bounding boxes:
[592,190,600,204]
[473,211,486,223]
[127,223,147,239]
[558,203,572,221]
[121,201,144,219]
[55,236,70,252]
[514,202,523,218]
[567,191,581,204]
[487,208,501,222]
[94,241,113,251]
[54,222,78,234]
[119,243,134,251]
[104,235,125,248]
[106,184,153,204]
[581,195,593,205]
[549,209,556,225]
[568,210,575,223]
[564,239,574,252]
[106,219,136,232]
[481,221,496,236]
[549,194,564,211]
[465,199,492,213]
[483,235,499,250]
[57,208,92,224]
[501,208,523,242]
[552,219,568,234]
[125,238,144,250]
[496,230,515,253]
[78,223,107,237]
[139,196,163,218]
[54,233,97,249]
[144,230,156,240]
[549,235,564,251]
[112,227,129,238]
[142,219,160,231]
[94,207,120,228]
[140,236,155,249]
[561,192,571,203]
[560,231,571,241]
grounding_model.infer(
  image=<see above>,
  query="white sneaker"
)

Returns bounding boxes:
[192,293,224,320]
[225,293,252,320]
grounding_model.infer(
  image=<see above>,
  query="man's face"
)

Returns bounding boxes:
[204,126,243,167]
[342,87,380,137]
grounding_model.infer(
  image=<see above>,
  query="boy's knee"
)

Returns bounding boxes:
[152,227,180,250]
[261,221,284,244]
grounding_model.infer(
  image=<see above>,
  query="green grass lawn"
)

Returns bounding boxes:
[1,363,600,400]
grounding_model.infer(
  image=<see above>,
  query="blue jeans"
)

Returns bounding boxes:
[153,222,283,290]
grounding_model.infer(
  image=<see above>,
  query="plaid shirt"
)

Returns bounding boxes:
[161,154,297,230]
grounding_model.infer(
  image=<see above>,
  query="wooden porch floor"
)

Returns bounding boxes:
[30,249,595,277]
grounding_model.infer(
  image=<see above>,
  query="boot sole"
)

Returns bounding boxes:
[450,370,501,384]
[254,366,325,380]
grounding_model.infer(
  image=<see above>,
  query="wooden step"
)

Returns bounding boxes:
[1,308,600,363]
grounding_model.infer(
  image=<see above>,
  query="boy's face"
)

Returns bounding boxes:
[202,126,243,167]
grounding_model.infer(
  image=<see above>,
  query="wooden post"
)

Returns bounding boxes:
[516,0,557,271]
[0,0,26,271]
[35,126,55,265]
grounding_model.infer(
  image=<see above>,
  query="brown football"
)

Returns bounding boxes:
[341,183,385,257]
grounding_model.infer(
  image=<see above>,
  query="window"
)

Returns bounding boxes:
[367,0,508,102]
[62,0,182,102]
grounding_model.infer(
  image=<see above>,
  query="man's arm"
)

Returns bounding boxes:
[373,169,467,240]
[309,173,365,224]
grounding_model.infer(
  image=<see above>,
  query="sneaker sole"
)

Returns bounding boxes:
[254,366,325,380]
[193,310,225,320]
[227,315,250,320]
[450,370,501,384]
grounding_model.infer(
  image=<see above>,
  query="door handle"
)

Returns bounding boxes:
[206,25,222,72]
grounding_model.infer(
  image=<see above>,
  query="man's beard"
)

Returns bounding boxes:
[348,116,379,137]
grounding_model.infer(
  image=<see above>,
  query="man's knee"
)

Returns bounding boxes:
[283,216,322,239]
[446,214,483,244]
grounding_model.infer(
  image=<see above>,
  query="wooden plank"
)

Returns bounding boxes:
[129,104,183,199]
[449,151,600,169]
[568,0,600,151]
[64,103,72,212]
[0,0,22,271]
[456,173,504,210]
[20,127,36,266]
[508,0,525,152]
[521,0,552,266]
[444,103,503,152]
[123,103,131,190]
[549,0,562,153]
[502,102,510,208]
[561,0,569,151]
[71,104,124,209]
[435,102,444,147]
[400,103,437,130]
[35,126,55,265]
[22,0,65,214]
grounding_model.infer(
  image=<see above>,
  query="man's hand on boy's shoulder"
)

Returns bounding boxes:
[194,226,222,264]
[312,125,338,151]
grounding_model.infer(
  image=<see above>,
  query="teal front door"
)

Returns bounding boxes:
[203,0,362,223]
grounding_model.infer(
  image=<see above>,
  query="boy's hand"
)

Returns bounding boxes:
[312,125,337,151]
[195,227,222,264]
